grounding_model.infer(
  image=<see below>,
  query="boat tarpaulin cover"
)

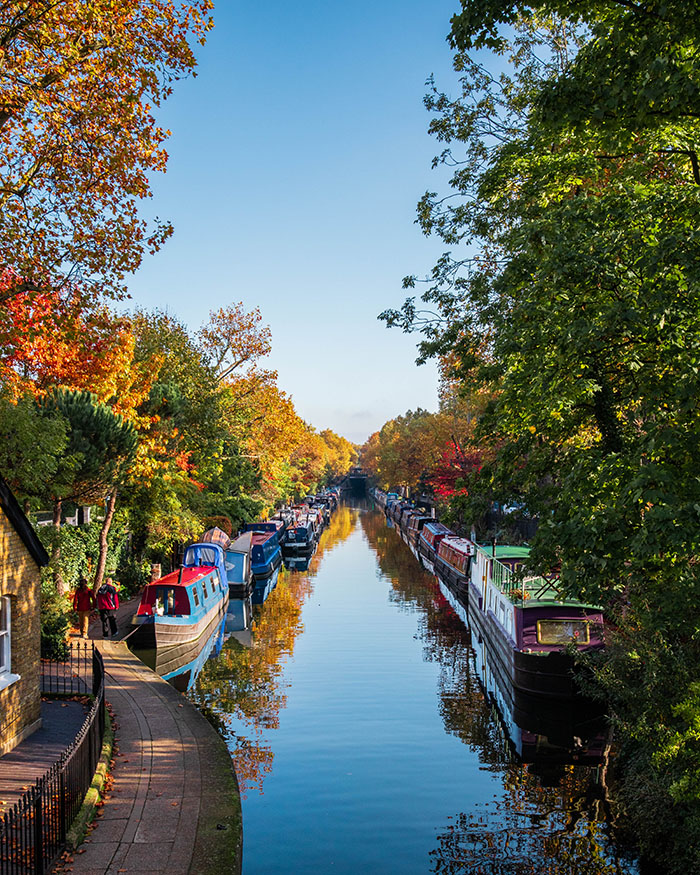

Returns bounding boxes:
[201,526,231,550]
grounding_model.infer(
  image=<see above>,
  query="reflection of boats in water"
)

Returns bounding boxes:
[131,612,226,693]
[438,578,609,765]
[252,565,280,605]
[226,596,253,647]
[282,542,316,572]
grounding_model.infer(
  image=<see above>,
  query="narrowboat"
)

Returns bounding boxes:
[248,528,283,579]
[270,508,296,542]
[224,532,254,598]
[417,521,454,573]
[404,512,433,555]
[466,543,605,698]
[130,542,229,648]
[434,536,474,596]
[284,513,316,551]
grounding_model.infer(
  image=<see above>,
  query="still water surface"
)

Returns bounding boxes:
[189,506,639,874]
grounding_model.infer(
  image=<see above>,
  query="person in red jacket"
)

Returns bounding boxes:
[72,577,94,639]
[96,577,119,639]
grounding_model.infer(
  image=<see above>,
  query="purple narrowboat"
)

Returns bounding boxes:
[467,543,605,698]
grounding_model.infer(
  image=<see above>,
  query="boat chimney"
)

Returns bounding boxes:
[178,565,185,583]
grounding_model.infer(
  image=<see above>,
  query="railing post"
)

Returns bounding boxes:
[59,765,67,845]
[33,788,44,875]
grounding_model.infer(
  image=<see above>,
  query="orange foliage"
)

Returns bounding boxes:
[0,0,214,305]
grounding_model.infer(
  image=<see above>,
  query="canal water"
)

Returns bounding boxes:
[188,505,639,874]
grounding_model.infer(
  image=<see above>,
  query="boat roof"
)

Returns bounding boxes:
[200,527,231,549]
[153,566,215,587]
[424,521,453,534]
[440,536,474,554]
[251,530,278,545]
[476,544,531,559]
[228,532,253,555]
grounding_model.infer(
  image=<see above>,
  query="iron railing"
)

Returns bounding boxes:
[0,643,105,874]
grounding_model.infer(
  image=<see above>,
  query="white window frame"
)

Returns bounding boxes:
[0,596,21,691]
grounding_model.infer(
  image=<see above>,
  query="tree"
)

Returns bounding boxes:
[0,0,213,307]
[198,303,272,383]
[37,388,137,592]
[0,392,68,502]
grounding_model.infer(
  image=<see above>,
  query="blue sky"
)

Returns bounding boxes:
[126,0,462,444]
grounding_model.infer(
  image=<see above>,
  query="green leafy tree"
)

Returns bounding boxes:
[37,388,137,591]
[382,3,700,868]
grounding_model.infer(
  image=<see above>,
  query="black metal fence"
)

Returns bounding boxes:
[0,644,105,874]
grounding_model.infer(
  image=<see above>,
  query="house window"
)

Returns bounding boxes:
[0,596,20,691]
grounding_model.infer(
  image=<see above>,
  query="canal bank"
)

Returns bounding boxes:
[62,640,241,875]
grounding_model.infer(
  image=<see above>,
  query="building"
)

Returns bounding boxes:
[0,476,49,755]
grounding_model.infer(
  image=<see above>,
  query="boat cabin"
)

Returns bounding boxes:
[243,520,284,545]
[437,537,474,576]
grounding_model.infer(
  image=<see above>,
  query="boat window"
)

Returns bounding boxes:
[192,587,200,608]
[155,587,176,616]
[537,619,590,645]
[202,577,209,598]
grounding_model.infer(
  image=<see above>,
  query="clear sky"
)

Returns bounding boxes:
[126,0,462,444]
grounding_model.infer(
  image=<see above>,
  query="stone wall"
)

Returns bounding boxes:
[0,506,42,755]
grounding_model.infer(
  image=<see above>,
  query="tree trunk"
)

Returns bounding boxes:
[52,498,65,596]
[94,490,118,592]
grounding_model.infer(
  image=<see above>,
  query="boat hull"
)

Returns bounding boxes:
[129,593,228,649]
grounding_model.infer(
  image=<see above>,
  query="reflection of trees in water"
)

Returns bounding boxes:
[360,510,637,875]
[190,506,359,796]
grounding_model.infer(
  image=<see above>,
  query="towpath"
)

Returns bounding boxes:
[62,604,241,874]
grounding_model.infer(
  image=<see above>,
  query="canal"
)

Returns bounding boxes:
[188,505,640,874]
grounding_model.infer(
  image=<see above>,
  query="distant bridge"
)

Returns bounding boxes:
[337,467,369,498]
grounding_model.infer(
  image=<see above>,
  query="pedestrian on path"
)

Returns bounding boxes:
[96,576,119,638]
[72,576,94,639]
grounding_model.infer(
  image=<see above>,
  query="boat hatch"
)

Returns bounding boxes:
[137,585,191,617]
[537,619,590,645]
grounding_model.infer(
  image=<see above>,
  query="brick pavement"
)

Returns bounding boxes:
[64,641,242,875]
[58,583,244,875]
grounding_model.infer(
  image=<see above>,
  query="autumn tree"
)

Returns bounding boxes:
[198,303,272,383]
[0,0,213,307]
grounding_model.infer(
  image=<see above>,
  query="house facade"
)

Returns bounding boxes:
[0,476,48,755]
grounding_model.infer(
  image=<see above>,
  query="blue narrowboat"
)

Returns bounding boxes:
[130,542,229,648]
[284,513,316,551]
[249,528,283,578]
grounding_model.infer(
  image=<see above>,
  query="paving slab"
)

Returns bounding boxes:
[61,641,242,875]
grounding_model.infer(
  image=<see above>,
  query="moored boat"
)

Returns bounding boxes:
[466,543,605,698]
[284,512,317,551]
[417,521,454,573]
[434,535,474,595]
[225,532,254,598]
[248,528,283,578]
[130,541,229,648]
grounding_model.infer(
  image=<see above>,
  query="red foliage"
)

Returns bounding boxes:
[426,442,483,498]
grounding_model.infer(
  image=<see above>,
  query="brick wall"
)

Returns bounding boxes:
[0,506,42,754]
